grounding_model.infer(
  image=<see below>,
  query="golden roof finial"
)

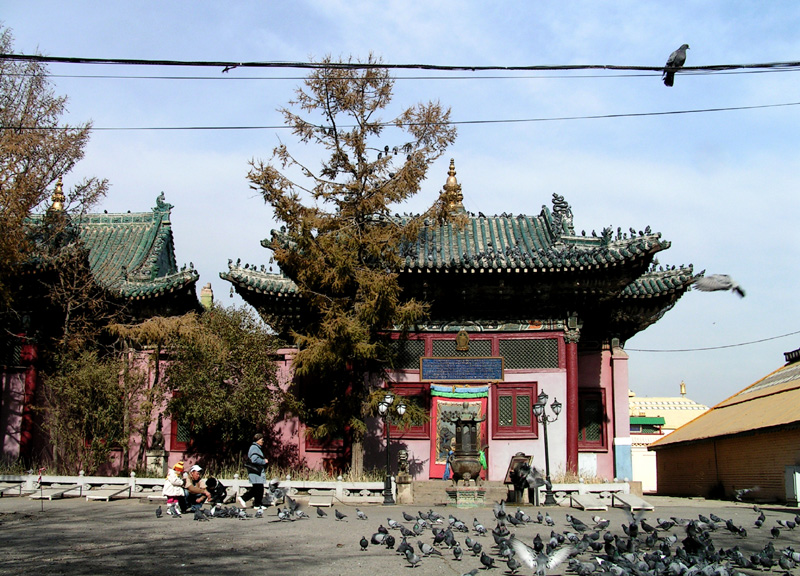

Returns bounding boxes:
[51,176,65,212]
[680,380,686,396]
[441,158,464,212]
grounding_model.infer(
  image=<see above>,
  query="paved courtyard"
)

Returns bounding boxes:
[1,494,799,575]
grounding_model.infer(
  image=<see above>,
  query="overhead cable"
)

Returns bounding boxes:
[3,52,800,74]
[627,329,800,353]
[2,100,799,132]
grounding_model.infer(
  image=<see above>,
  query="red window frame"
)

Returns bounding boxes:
[491,382,537,439]
[304,432,345,452]
[578,389,607,451]
[388,383,431,440]
[170,418,190,452]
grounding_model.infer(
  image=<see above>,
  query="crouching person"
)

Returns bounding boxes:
[205,477,227,505]
[183,464,212,510]
[162,461,186,516]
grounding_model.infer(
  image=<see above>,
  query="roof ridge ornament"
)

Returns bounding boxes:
[154,191,174,214]
[441,158,464,213]
[551,193,574,237]
[50,176,65,212]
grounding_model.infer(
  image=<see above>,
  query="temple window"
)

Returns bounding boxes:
[492,382,537,439]
[388,384,430,439]
[578,390,607,450]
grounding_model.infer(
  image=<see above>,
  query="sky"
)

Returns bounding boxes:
[4,1,800,407]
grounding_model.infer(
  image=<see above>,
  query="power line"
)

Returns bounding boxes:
[3,100,798,132]
[4,52,800,75]
[627,329,800,353]
[7,67,798,82]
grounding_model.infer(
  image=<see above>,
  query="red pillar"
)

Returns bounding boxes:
[565,334,579,474]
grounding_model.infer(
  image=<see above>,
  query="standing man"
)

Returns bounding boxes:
[238,432,268,510]
[183,464,211,511]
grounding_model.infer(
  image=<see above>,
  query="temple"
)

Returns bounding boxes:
[1,186,200,461]
[222,160,695,482]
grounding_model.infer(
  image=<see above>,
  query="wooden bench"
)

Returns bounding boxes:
[29,484,83,500]
[570,492,608,511]
[612,492,654,511]
[86,485,132,501]
[0,482,23,497]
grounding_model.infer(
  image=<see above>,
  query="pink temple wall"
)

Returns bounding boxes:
[576,344,630,481]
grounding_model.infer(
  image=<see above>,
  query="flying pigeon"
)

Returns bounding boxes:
[509,537,575,576]
[663,44,690,86]
[693,274,745,297]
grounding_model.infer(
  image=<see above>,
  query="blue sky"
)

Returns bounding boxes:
[5,1,800,407]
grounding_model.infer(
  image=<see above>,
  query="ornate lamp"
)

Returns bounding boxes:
[378,391,404,505]
[532,390,561,506]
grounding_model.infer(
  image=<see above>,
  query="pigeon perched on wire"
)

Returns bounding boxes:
[693,274,745,297]
[663,43,690,87]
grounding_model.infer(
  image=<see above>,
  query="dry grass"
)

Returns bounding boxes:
[551,468,613,484]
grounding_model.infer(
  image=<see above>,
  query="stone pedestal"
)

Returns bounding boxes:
[396,473,413,504]
[146,449,167,477]
[446,486,486,508]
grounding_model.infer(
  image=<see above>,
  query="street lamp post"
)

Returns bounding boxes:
[532,390,562,506]
[378,392,406,505]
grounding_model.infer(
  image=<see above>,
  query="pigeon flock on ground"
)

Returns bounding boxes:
[352,500,800,575]
[155,495,800,575]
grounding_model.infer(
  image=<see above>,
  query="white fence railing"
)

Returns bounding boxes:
[0,472,390,504]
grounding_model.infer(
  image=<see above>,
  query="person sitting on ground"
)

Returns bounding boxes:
[183,464,212,511]
[205,476,227,505]
[237,432,268,510]
[162,461,186,516]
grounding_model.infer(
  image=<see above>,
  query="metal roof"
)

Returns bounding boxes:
[650,359,800,449]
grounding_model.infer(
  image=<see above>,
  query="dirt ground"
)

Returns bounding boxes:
[1,494,799,576]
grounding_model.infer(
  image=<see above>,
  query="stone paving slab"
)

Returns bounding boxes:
[1,495,799,576]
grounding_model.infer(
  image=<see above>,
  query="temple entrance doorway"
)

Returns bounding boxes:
[429,396,487,480]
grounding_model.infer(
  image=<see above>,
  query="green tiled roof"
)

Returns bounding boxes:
[396,213,667,272]
[265,201,671,273]
[32,193,199,300]
[220,264,299,297]
[620,267,696,298]
[226,193,694,341]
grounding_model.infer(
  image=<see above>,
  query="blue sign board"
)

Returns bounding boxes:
[420,357,504,382]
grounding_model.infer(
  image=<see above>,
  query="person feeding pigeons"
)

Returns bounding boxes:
[183,464,212,510]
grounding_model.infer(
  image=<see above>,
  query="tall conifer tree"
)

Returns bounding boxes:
[248,55,457,473]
